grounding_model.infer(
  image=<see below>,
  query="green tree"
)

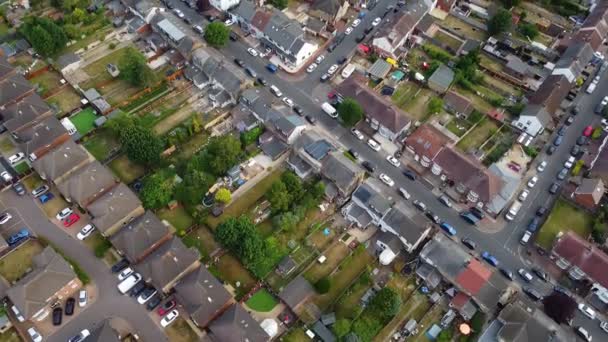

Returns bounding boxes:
[338,98,364,127]
[175,169,214,206]
[119,47,157,87]
[427,96,443,114]
[269,0,288,9]
[273,211,300,232]
[119,125,164,166]
[140,170,175,209]
[215,188,232,204]
[204,22,230,48]
[215,216,268,271]
[20,17,68,56]
[333,319,352,338]
[314,277,331,294]
[368,288,401,320]
[71,7,86,23]
[29,26,54,56]
[267,180,290,214]
[488,8,512,36]
[198,135,242,176]
[500,0,521,8]
[311,181,326,201]
[437,330,453,342]
[281,172,304,203]
[519,22,539,39]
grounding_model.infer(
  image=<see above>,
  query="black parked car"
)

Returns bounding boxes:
[130,281,146,297]
[305,115,317,125]
[557,125,567,136]
[65,298,75,316]
[470,207,485,220]
[546,145,556,155]
[523,287,543,301]
[348,149,359,160]
[425,211,441,225]
[234,58,245,67]
[499,268,514,281]
[403,169,416,180]
[229,31,239,41]
[362,161,376,173]
[571,105,580,115]
[293,106,304,116]
[461,237,477,250]
[52,308,63,326]
[364,26,373,34]
[532,268,549,282]
[549,182,560,194]
[146,294,162,311]
[337,56,348,65]
[256,77,267,86]
[571,145,581,157]
[536,206,547,217]
[576,136,589,145]
[111,259,129,273]
[356,34,366,43]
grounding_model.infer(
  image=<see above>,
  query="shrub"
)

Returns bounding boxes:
[314,277,331,294]
[94,238,112,258]
[109,42,116,49]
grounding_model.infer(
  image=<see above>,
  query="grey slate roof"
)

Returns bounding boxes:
[367,59,392,79]
[57,160,118,208]
[14,116,67,157]
[2,93,52,132]
[213,65,243,97]
[110,211,170,263]
[377,230,402,253]
[260,133,289,160]
[555,42,594,77]
[278,275,314,310]
[321,152,362,195]
[311,0,344,16]
[428,64,454,91]
[304,139,334,160]
[0,56,15,80]
[232,0,256,22]
[158,18,186,42]
[520,104,552,126]
[494,301,572,342]
[87,183,142,235]
[263,9,304,54]
[56,53,81,70]
[83,88,101,102]
[174,266,233,328]
[382,204,429,247]
[353,179,392,216]
[32,140,92,183]
[7,247,77,320]
[0,74,33,107]
[208,304,269,342]
[312,321,336,342]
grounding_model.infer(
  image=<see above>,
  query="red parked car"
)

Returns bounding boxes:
[157,299,176,316]
[583,125,594,137]
[63,213,80,227]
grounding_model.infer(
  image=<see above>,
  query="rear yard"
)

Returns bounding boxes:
[70,107,98,136]
[157,206,194,232]
[0,240,44,283]
[82,128,121,161]
[210,253,257,300]
[391,82,434,122]
[334,271,373,320]
[29,70,62,96]
[164,317,199,342]
[0,328,21,342]
[245,288,278,312]
[536,199,593,249]
[433,30,463,52]
[304,242,350,283]
[456,118,498,153]
[47,87,83,115]
[107,154,145,184]
[439,15,486,41]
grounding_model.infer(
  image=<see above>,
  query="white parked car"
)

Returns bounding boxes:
[367,139,381,151]
[315,55,325,64]
[372,17,381,26]
[351,128,364,140]
[602,96,608,106]
[564,156,576,169]
[1,171,12,183]
[160,309,179,328]
[306,63,318,73]
[537,161,547,172]
[172,8,184,18]
[527,176,538,188]
[247,48,259,57]
[579,303,596,320]
[327,64,339,75]
[8,152,24,164]
[345,27,353,35]
[0,212,11,225]
[27,328,42,342]
[600,321,608,333]
[351,19,361,27]
[224,18,234,26]
[78,289,88,307]
[118,267,134,281]
[56,207,73,220]
[518,189,529,201]
[386,155,401,168]
[602,119,608,132]
[282,97,294,107]
[76,224,96,240]
[379,173,394,187]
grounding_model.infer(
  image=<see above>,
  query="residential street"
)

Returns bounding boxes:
[0,189,167,342]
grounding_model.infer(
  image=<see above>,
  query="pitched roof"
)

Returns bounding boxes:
[87,183,142,235]
[109,211,170,263]
[7,247,77,319]
[158,18,185,42]
[262,9,304,54]
[455,259,492,295]
[367,59,392,79]
[405,124,451,161]
[320,152,363,195]
[278,275,315,310]
[443,91,473,116]
[208,304,269,342]
[575,178,604,203]
[14,116,68,157]
[57,160,118,208]
[495,301,569,342]
[56,53,81,69]
[232,0,257,22]
[311,0,344,16]
[0,74,34,107]
[136,237,200,290]
[428,64,454,90]
[373,3,428,52]
[0,56,15,81]
[352,178,393,217]
[336,75,411,134]
[251,10,272,31]
[174,266,233,327]
[1,93,52,132]
[32,140,92,183]
[381,204,430,247]
[553,231,608,288]
[528,74,571,115]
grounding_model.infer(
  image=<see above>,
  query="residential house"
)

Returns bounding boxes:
[207,304,270,342]
[1,93,52,133]
[478,301,575,342]
[0,70,35,108]
[155,17,186,46]
[231,1,257,33]
[136,237,200,293]
[88,318,136,342]
[504,55,529,80]
[572,1,608,51]
[590,145,608,185]
[56,53,82,75]
[312,321,336,342]
[309,0,349,25]
[210,0,240,11]
[174,266,234,328]
[259,131,289,160]
[552,231,608,289]
[57,160,119,208]
[278,275,315,313]
[443,91,473,119]
[276,256,297,276]
[527,74,572,116]
[371,0,435,58]
[376,230,403,265]
[188,49,246,107]
[287,131,335,179]
[511,104,552,137]
[427,64,454,93]
[320,151,364,202]
[405,124,452,168]
[572,178,605,211]
[231,105,259,132]
[417,234,511,315]
[261,9,318,68]
[109,211,173,264]
[269,114,306,144]
[87,183,144,237]
[336,75,412,142]
[12,116,70,161]
[551,42,594,84]
[342,178,393,229]
[32,140,94,184]
[378,203,432,254]
[7,247,79,321]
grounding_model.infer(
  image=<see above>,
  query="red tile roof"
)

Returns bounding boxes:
[553,232,608,288]
[405,124,451,161]
[450,292,471,309]
[455,259,492,295]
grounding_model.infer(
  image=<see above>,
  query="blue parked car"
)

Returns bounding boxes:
[460,212,479,225]
[266,63,278,73]
[439,222,457,236]
[39,193,54,204]
[481,251,499,267]
[7,229,29,246]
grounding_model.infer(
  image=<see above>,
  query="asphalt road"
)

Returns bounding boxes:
[0,190,166,342]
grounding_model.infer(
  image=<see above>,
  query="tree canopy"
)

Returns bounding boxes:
[338,98,364,127]
[119,125,164,166]
[215,188,232,204]
[499,0,521,8]
[175,169,214,206]
[197,135,242,176]
[519,22,539,39]
[140,169,175,209]
[119,47,157,88]
[20,17,67,56]
[204,22,230,48]
[427,97,443,114]
[488,8,513,36]
[543,292,576,324]
[269,0,288,9]
[368,288,401,321]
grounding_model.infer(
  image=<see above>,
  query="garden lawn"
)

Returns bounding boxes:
[456,118,498,153]
[211,254,257,300]
[29,70,62,96]
[0,240,44,282]
[164,317,198,342]
[70,107,97,136]
[47,87,82,115]
[182,226,219,261]
[108,154,145,184]
[411,304,445,342]
[13,161,30,175]
[440,15,485,41]
[283,328,310,342]
[536,199,593,249]
[0,328,21,342]
[246,289,278,312]
[374,292,429,342]
[433,30,463,52]
[446,117,472,137]
[334,272,372,320]
[157,206,194,232]
[82,129,120,161]
[304,242,350,283]
[0,136,14,154]
[83,47,131,84]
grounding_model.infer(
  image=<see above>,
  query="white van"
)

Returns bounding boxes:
[60,118,77,135]
[322,102,337,118]
[505,201,522,221]
[117,273,142,294]
[520,231,531,245]
[587,82,597,94]
[341,63,356,78]
[270,85,282,97]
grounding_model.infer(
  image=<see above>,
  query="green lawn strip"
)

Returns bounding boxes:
[304,242,350,283]
[0,240,44,282]
[30,71,61,95]
[47,87,83,115]
[70,107,97,135]
[13,161,30,175]
[245,288,278,312]
[121,84,170,114]
[282,328,310,342]
[0,328,22,342]
[157,206,194,232]
[433,30,463,51]
[446,118,471,137]
[82,129,121,161]
[537,199,593,249]
[209,253,257,300]
[0,136,14,154]
[334,273,373,320]
[107,154,145,184]
[456,118,497,152]
[411,304,446,342]
[374,292,429,342]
